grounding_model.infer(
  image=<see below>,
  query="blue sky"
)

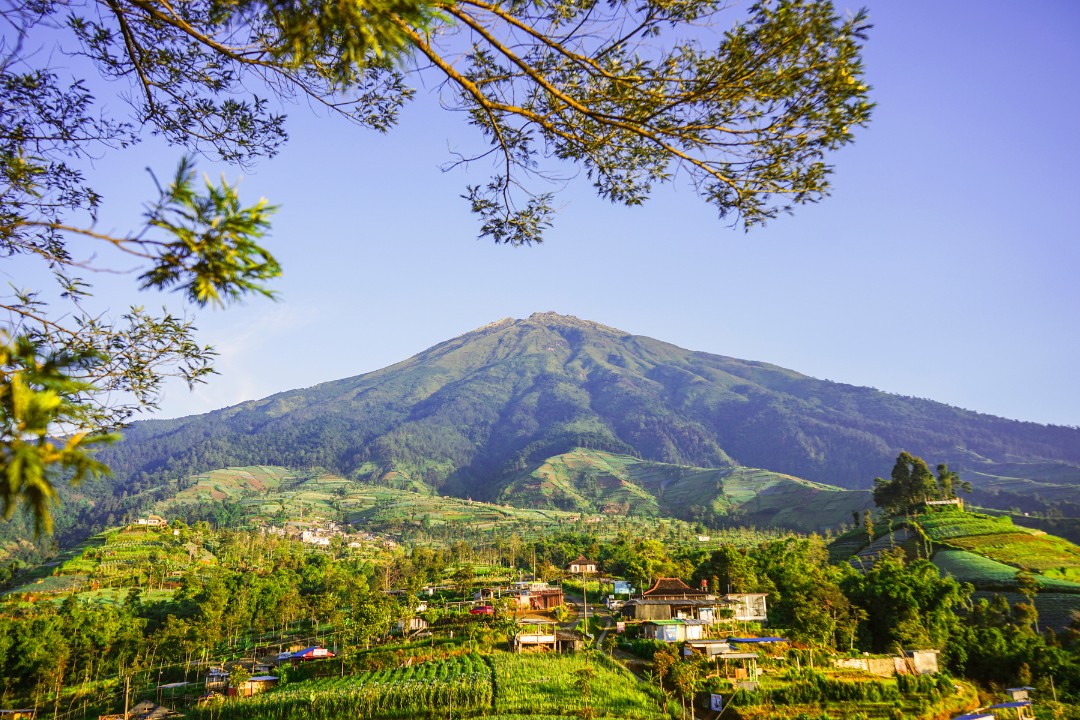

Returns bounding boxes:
[21,0,1080,426]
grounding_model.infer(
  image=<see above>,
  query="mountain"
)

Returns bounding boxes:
[99,312,1080,515]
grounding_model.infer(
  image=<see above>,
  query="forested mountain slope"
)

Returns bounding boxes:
[100,313,1080,513]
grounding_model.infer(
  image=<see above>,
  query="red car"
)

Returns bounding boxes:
[469,605,494,615]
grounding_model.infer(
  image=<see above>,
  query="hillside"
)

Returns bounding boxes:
[498,449,874,533]
[94,312,1080,516]
[830,508,1080,630]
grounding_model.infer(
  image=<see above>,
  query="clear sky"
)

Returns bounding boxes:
[21,0,1080,427]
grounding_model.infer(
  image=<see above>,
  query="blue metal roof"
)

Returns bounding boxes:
[988,701,1032,709]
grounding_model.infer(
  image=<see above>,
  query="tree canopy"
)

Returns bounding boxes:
[1,0,872,530]
[871,452,972,517]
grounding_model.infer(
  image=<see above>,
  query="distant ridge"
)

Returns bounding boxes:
[99,312,1080,516]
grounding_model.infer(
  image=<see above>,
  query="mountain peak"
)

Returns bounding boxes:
[523,311,626,336]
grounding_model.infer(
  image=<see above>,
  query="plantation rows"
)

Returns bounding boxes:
[186,654,493,720]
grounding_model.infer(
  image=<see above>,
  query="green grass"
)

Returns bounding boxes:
[492,652,667,719]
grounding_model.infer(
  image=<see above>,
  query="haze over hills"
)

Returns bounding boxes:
[100,312,1080,516]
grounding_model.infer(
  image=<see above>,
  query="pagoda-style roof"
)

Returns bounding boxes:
[642,577,709,598]
[569,555,594,565]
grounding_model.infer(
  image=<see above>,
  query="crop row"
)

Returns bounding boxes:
[186,654,493,720]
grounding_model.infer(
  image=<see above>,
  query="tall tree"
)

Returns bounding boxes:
[872,452,950,516]
[2,0,872,529]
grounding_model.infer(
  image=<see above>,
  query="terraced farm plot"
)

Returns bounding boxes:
[932,549,1080,592]
[181,466,295,501]
[501,449,871,533]
[3,573,88,596]
[499,449,662,515]
[736,481,874,534]
[941,532,1080,579]
[918,512,1019,541]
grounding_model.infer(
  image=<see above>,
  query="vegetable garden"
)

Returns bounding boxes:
[185,654,493,720]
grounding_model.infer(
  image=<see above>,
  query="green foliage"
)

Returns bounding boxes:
[752,537,862,647]
[843,549,969,653]
[872,452,944,516]
[137,158,280,307]
[0,334,115,534]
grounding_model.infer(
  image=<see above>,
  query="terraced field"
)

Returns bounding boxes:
[918,510,1080,584]
[943,533,1080,580]
[917,512,1019,541]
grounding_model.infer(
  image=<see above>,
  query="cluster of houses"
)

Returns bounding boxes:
[193,646,338,703]
[262,521,395,549]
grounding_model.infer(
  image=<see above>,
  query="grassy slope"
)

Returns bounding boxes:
[499,449,873,533]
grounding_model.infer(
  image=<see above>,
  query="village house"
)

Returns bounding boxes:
[512,619,585,653]
[397,616,430,634]
[234,676,279,698]
[641,618,708,643]
[204,668,229,691]
[289,646,335,662]
[510,581,564,610]
[135,514,167,528]
[567,555,597,574]
[621,577,721,623]
[722,593,769,623]
[300,530,331,546]
[683,639,762,681]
